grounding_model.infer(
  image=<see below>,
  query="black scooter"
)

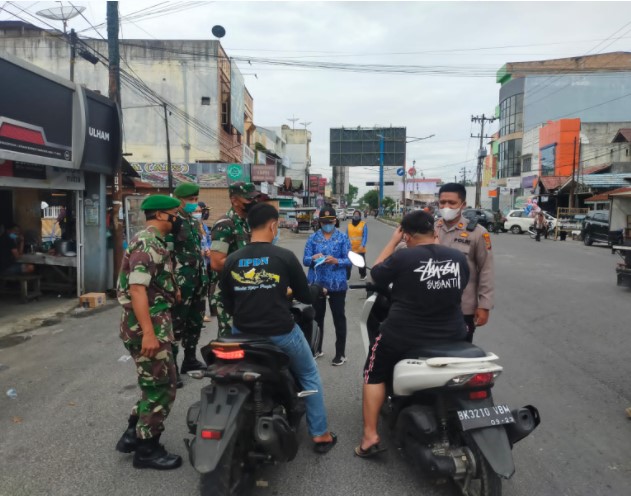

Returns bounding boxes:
[185,292,322,496]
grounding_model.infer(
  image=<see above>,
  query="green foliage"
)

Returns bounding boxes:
[360,190,379,210]
[346,184,359,205]
[382,197,396,209]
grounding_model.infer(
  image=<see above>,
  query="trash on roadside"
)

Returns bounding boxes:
[118,355,132,363]
[11,416,22,423]
[6,388,17,399]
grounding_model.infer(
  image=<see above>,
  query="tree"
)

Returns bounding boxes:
[382,196,396,210]
[346,183,359,206]
[359,190,379,210]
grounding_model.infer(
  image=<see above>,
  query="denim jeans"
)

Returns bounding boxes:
[232,324,329,437]
[313,291,347,358]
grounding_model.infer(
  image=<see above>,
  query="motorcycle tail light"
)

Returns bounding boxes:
[467,373,495,387]
[201,429,223,440]
[211,343,245,360]
[469,390,488,400]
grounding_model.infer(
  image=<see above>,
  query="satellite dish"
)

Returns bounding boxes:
[211,25,226,39]
[37,5,85,33]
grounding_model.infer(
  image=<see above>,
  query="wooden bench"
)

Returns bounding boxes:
[0,274,43,303]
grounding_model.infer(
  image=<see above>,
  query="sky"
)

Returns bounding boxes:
[3,1,631,194]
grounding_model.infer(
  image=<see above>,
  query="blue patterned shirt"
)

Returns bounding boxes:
[302,229,352,292]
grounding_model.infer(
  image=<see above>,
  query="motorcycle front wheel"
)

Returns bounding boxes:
[200,415,254,496]
[453,437,502,496]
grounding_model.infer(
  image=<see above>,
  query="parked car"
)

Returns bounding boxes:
[504,209,557,234]
[461,208,497,231]
[581,210,623,246]
[346,207,357,218]
[337,210,347,222]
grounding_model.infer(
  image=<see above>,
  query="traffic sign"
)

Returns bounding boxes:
[396,168,405,177]
[408,167,417,177]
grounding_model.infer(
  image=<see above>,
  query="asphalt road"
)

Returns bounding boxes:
[1,218,630,496]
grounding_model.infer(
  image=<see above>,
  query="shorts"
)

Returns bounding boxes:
[363,334,407,385]
[1,263,25,276]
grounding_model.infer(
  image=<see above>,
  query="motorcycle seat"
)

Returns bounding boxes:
[408,341,487,359]
[215,334,271,344]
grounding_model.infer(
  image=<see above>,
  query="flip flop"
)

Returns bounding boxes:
[354,443,387,458]
[313,432,337,454]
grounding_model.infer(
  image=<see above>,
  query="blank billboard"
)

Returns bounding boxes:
[330,127,406,167]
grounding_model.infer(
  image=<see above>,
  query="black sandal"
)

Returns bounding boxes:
[313,432,337,454]
[354,443,387,458]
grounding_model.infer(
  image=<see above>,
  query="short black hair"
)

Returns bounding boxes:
[400,210,434,235]
[144,209,157,220]
[438,182,467,201]
[247,202,279,230]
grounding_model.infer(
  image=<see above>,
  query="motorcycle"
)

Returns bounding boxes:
[527,224,554,240]
[348,252,540,496]
[184,290,323,496]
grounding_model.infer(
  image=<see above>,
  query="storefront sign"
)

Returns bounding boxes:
[0,160,84,190]
[251,164,276,183]
[521,175,538,189]
[506,177,521,189]
[82,90,121,175]
[0,56,74,167]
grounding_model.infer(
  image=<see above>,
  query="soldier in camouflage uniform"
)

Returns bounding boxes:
[210,182,262,337]
[170,182,209,375]
[115,194,182,471]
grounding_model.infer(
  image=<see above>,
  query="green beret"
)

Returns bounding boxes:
[229,181,259,199]
[173,182,200,198]
[140,195,181,211]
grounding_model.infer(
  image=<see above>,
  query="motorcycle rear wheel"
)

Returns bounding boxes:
[453,439,502,496]
[200,417,254,496]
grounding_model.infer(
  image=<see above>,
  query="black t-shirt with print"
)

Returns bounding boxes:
[219,242,312,336]
[371,243,470,345]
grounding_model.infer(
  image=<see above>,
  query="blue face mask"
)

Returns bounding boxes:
[184,202,198,214]
[321,223,335,234]
[8,233,18,241]
[272,229,280,245]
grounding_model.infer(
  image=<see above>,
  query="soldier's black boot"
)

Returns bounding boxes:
[180,349,205,373]
[115,415,138,453]
[133,436,182,470]
[176,369,184,389]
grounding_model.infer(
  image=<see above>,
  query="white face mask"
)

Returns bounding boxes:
[439,207,461,222]
[192,212,202,220]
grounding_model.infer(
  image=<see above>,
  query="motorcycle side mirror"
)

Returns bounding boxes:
[348,251,366,268]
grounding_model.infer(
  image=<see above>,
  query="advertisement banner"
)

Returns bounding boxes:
[82,90,121,175]
[0,160,84,190]
[309,174,321,193]
[318,177,327,194]
[506,177,521,189]
[230,60,245,135]
[251,164,276,183]
[131,162,251,188]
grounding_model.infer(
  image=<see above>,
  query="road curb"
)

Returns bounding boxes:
[376,218,399,227]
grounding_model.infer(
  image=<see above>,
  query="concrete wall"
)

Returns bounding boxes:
[580,122,631,167]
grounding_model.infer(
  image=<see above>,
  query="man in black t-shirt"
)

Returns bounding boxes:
[219,203,337,454]
[355,211,469,458]
[0,224,35,275]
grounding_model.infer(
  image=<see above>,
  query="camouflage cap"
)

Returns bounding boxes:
[173,182,199,198]
[140,194,181,211]
[229,181,260,199]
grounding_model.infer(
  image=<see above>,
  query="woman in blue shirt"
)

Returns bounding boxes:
[303,206,351,366]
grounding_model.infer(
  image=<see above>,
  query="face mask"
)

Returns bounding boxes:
[321,223,335,234]
[162,212,183,235]
[439,207,461,222]
[352,215,361,222]
[271,223,280,245]
[243,200,254,213]
[8,233,18,241]
[192,213,202,220]
[184,202,198,214]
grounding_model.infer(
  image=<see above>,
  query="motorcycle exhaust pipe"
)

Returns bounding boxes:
[505,405,540,446]
[404,438,457,477]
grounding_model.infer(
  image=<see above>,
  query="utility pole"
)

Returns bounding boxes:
[569,136,577,208]
[69,28,77,81]
[460,167,467,185]
[471,114,496,208]
[163,103,174,194]
[107,1,123,286]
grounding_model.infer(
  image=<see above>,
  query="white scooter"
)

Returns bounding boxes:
[348,252,540,496]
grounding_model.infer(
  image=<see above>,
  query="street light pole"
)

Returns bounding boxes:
[378,134,384,213]
[163,103,174,194]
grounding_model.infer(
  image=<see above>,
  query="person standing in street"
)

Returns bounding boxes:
[435,183,494,343]
[170,183,209,383]
[115,194,182,470]
[534,211,547,242]
[210,182,262,337]
[493,210,504,235]
[195,202,213,323]
[303,206,352,365]
[346,210,368,281]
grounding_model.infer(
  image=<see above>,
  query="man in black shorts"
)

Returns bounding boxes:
[355,211,470,458]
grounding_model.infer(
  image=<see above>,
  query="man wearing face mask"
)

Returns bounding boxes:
[210,181,263,337]
[170,182,209,382]
[116,195,182,470]
[435,183,494,343]
[346,210,368,281]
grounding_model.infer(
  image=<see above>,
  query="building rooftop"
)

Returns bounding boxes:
[585,187,631,203]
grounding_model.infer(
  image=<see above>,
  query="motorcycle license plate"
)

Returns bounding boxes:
[457,404,515,431]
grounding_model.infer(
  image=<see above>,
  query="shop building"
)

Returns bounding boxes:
[0,53,121,296]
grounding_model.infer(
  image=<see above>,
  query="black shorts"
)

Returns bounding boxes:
[363,334,407,385]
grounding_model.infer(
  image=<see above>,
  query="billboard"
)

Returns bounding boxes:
[82,89,121,175]
[131,162,251,188]
[0,56,74,166]
[330,127,406,167]
[251,164,276,183]
[318,177,326,194]
[309,174,321,193]
[230,60,245,136]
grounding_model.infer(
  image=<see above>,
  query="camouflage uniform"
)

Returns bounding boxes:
[117,226,178,440]
[169,211,209,359]
[210,208,251,337]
